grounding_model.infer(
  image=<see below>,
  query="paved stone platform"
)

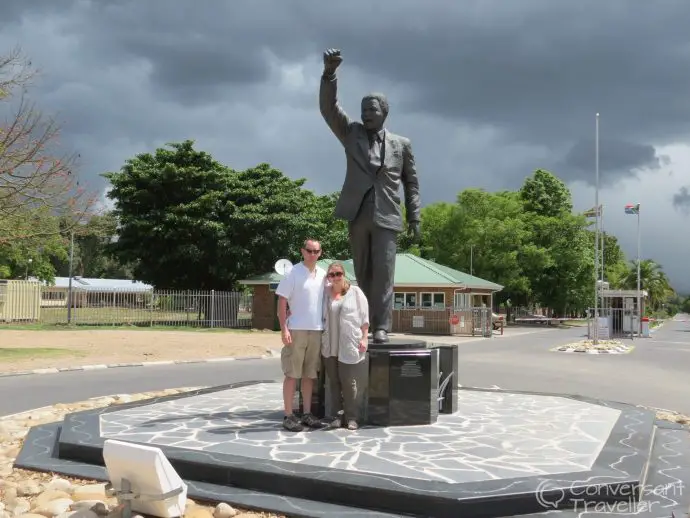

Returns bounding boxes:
[14,381,690,517]
[99,382,620,483]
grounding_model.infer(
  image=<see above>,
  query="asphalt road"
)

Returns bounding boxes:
[457,315,690,414]
[1,318,689,417]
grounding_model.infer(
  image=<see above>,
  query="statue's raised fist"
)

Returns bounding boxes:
[323,48,343,73]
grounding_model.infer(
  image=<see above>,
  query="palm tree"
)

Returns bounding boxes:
[621,259,673,312]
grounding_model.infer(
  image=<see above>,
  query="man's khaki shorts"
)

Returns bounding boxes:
[281,329,322,379]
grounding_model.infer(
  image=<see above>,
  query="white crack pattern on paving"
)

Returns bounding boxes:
[99,383,621,484]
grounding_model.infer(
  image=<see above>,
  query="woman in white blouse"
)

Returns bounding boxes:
[321,261,369,430]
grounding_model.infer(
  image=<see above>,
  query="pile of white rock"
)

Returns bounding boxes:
[554,339,632,354]
[0,388,275,518]
[0,478,248,518]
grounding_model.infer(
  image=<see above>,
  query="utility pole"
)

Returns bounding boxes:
[470,245,474,276]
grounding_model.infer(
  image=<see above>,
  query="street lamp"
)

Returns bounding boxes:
[25,258,33,280]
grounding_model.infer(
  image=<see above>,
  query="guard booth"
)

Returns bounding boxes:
[588,288,647,338]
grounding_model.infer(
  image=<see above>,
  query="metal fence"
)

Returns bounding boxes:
[1,284,253,328]
[0,280,41,322]
[393,307,493,337]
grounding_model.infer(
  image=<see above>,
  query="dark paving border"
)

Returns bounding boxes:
[14,382,675,518]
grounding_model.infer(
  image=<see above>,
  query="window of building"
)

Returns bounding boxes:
[394,292,417,309]
[420,292,445,308]
[454,292,470,309]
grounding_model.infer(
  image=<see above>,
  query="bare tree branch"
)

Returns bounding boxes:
[0,46,97,245]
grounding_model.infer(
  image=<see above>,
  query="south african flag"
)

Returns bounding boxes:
[624,203,640,215]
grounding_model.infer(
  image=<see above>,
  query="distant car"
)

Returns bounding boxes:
[492,313,504,331]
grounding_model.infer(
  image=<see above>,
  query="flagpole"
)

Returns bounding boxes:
[593,113,600,344]
[637,205,641,335]
[601,206,606,284]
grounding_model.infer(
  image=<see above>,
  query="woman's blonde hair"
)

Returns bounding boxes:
[328,261,350,296]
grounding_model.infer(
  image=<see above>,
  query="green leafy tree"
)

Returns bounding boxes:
[664,292,683,317]
[599,233,628,287]
[303,192,350,260]
[621,259,673,312]
[104,141,230,289]
[519,169,573,217]
[423,189,532,305]
[681,297,690,314]
[0,209,68,281]
[519,170,593,315]
[416,202,455,262]
[105,140,336,290]
[525,214,594,315]
[220,163,336,278]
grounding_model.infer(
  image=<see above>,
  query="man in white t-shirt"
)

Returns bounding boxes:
[276,238,327,431]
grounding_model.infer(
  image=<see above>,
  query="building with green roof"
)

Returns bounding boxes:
[240,254,502,335]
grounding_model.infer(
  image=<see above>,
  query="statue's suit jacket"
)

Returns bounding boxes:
[319,74,421,233]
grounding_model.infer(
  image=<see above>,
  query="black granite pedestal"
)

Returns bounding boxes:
[367,338,439,426]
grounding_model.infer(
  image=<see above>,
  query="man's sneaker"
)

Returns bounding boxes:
[283,414,304,432]
[346,419,358,430]
[301,412,322,428]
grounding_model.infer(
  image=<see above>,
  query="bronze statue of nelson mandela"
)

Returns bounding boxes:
[319,48,421,344]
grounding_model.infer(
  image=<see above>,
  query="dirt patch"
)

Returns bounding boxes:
[0,329,281,373]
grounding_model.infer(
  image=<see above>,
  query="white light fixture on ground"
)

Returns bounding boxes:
[103,439,187,518]
[274,259,293,276]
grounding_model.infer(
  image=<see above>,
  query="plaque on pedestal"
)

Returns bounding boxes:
[367,341,439,427]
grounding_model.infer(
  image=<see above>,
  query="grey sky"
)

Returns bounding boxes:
[2,0,689,291]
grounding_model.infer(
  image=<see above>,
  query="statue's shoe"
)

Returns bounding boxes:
[373,329,389,343]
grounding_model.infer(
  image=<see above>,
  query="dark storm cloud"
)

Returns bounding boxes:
[66,1,308,103]
[559,139,669,186]
[6,0,690,189]
[0,0,74,26]
[47,0,690,181]
[673,187,690,213]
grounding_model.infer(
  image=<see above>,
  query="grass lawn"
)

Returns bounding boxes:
[0,347,83,362]
[561,319,588,327]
